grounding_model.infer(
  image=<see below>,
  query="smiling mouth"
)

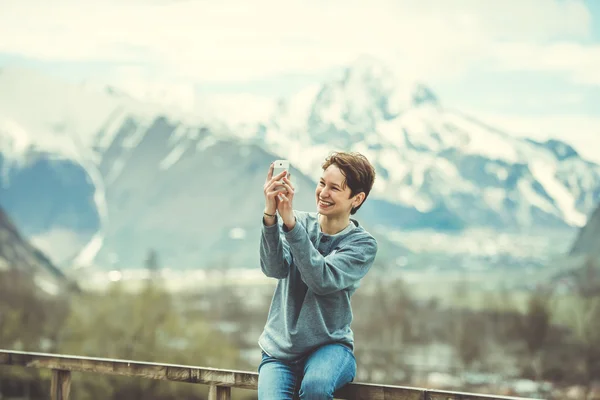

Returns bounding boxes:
[318,199,334,208]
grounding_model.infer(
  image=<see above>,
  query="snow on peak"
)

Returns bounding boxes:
[540,139,579,161]
[412,83,440,107]
[0,67,130,156]
[0,117,31,161]
[339,55,413,117]
[342,54,397,91]
[270,55,446,148]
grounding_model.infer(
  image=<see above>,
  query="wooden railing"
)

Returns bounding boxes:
[0,350,540,400]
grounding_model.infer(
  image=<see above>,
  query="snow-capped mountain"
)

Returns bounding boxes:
[0,57,599,270]
[259,56,600,230]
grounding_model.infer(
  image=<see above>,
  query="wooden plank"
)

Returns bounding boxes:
[51,369,71,400]
[208,385,231,400]
[0,350,535,400]
[426,390,540,400]
[334,382,425,400]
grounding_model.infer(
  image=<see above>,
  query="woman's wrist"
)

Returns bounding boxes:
[263,209,277,226]
[263,209,277,218]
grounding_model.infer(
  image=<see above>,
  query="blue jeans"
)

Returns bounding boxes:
[257,343,357,400]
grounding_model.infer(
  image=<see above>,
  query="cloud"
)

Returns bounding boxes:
[473,111,600,163]
[486,92,587,109]
[489,42,600,86]
[0,0,596,83]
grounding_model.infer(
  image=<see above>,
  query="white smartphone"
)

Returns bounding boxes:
[273,160,290,191]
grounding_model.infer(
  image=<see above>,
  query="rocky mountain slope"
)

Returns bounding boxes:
[1,58,599,270]
[0,205,67,294]
[570,202,600,259]
[542,204,600,295]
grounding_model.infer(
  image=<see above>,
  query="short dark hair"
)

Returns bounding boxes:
[321,151,376,214]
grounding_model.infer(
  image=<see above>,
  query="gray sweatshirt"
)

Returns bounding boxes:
[258,210,378,361]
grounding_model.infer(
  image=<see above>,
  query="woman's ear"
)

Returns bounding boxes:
[353,192,366,208]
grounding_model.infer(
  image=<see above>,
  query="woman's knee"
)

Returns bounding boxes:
[299,375,336,400]
[257,353,298,400]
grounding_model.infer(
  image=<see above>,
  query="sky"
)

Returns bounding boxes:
[0,0,599,158]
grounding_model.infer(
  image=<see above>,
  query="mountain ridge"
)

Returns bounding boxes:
[1,59,599,270]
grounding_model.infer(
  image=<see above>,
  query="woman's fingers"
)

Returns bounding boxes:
[281,178,295,197]
[266,189,285,198]
[264,165,289,195]
[268,176,290,192]
[265,164,285,185]
[283,177,294,188]
[280,181,294,197]
[273,170,287,182]
[277,193,289,202]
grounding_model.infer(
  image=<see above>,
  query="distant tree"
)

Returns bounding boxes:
[453,309,486,375]
[565,258,600,400]
[577,256,600,296]
[56,280,241,400]
[145,248,159,270]
[448,277,487,380]
[516,287,553,381]
[0,268,70,398]
[350,273,416,384]
[0,268,69,349]
[145,248,161,283]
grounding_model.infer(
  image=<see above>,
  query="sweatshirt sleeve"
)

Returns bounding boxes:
[283,222,377,296]
[260,215,293,279]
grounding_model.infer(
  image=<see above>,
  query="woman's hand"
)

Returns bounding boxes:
[263,163,287,215]
[277,176,296,230]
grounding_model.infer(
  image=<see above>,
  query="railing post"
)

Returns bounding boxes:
[50,369,71,400]
[208,384,231,400]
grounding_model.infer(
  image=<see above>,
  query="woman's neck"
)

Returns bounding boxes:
[318,213,351,235]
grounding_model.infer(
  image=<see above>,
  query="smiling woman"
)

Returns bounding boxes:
[257,151,378,400]
[317,152,375,218]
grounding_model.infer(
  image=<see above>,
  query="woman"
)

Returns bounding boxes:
[258,151,378,399]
